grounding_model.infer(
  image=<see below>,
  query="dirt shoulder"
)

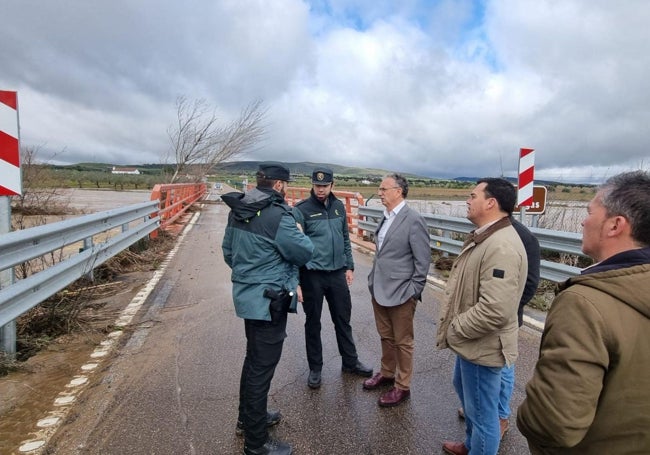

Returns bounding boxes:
[0,229,178,454]
[0,269,163,454]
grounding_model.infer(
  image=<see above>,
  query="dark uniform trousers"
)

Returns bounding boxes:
[239,312,287,449]
[300,268,358,371]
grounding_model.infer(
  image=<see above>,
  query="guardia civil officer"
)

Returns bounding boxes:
[222,162,314,455]
[293,167,372,389]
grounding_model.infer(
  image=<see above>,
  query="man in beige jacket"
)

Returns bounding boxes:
[436,178,527,455]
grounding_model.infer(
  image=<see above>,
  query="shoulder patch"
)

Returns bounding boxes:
[493,269,505,279]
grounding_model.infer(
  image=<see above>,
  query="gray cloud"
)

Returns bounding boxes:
[1,0,649,184]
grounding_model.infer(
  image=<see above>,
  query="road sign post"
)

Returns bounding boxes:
[1,90,21,197]
[517,147,535,224]
[0,90,20,354]
[517,147,535,207]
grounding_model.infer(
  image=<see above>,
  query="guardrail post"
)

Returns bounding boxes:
[82,237,95,281]
[0,322,16,355]
[441,229,452,257]
[1,196,16,354]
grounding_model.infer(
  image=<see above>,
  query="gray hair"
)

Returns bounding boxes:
[385,173,409,198]
[599,170,650,246]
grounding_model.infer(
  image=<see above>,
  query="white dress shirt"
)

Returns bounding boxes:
[377,200,406,251]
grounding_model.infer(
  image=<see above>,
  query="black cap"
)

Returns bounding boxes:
[258,162,294,182]
[311,167,333,185]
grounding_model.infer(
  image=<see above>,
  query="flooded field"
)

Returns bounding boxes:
[59,188,153,213]
[367,198,587,233]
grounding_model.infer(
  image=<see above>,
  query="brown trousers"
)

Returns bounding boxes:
[371,297,416,390]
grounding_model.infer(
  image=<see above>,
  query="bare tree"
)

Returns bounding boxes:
[166,97,266,183]
[12,146,69,219]
[12,145,71,279]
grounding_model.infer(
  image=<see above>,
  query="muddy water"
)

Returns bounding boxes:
[60,188,152,213]
[0,333,107,452]
[0,273,149,454]
[370,198,586,233]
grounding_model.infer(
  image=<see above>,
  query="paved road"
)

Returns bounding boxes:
[47,193,540,455]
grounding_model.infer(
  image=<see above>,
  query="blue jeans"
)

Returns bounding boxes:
[453,356,502,455]
[499,364,515,420]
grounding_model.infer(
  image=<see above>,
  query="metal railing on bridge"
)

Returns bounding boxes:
[0,183,206,354]
[357,205,584,283]
[282,187,585,284]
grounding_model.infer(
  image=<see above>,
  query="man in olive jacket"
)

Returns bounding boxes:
[518,170,650,454]
[437,178,527,455]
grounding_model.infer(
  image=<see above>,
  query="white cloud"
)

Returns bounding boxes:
[1,0,649,183]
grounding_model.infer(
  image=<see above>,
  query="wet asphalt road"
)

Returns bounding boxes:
[47,191,540,455]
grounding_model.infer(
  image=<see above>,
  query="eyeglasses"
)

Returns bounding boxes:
[378,186,400,193]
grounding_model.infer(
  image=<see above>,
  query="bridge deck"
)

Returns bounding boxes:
[43,195,539,454]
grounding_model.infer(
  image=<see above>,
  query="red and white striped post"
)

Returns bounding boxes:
[517,147,535,223]
[0,90,21,197]
[517,148,535,206]
[1,90,20,354]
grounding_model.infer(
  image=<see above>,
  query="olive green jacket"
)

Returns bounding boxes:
[518,260,650,454]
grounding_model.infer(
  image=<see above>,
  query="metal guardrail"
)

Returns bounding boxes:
[358,206,584,282]
[0,201,160,330]
[1,183,207,354]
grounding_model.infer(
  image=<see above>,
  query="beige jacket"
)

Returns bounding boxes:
[436,217,527,367]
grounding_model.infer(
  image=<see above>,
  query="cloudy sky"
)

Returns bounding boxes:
[2,0,649,183]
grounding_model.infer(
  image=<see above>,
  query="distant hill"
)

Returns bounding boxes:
[214,161,424,179]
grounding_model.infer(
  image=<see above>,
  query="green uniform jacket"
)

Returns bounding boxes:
[222,187,313,321]
[292,190,353,271]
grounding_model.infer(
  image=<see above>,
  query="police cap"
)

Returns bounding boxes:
[311,167,334,185]
[258,162,294,182]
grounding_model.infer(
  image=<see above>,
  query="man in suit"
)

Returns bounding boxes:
[362,173,432,407]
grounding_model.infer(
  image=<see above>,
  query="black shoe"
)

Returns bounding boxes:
[342,360,373,377]
[308,370,321,389]
[236,410,282,436]
[243,438,292,455]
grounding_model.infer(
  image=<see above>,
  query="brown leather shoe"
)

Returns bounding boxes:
[362,372,394,390]
[500,418,509,439]
[378,387,410,407]
[442,441,469,455]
